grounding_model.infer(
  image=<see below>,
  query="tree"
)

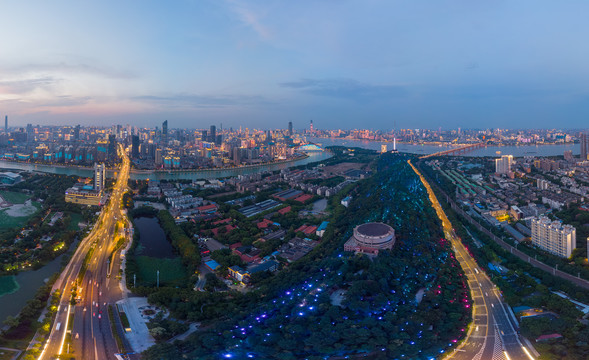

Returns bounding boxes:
[3,315,19,329]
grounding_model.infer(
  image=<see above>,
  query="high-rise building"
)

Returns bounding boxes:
[495,155,513,174]
[26,124,33,142]
[131,135,140,159]
[155,148,163,166]
[4,115,7,133]
[162,120,168,145]
[108,134,117,159]
[581,132,588,161]
[310,120,314,133]
[288,121,293,136]
[531,216,576,258]
[201,130,208,141]
[210,125,216,143]
[74,125,80,140]
[564,150,573,162]
[94,163,106,192]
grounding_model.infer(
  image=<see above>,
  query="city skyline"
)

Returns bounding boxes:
[2,1,589,129]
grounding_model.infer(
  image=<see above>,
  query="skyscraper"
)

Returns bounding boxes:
[210,125,216,143]
[26,124,33,142]
[74,125,80,140]
[288,121,293,136]
[310,120,314,133]
[162,120,168,145]
[94,163,106,192]
[581,132,588,161]
[4,116,7,133]
[131,135,140,159]
[108,134,116,159]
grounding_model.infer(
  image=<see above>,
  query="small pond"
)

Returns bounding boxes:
[134,217,176,258]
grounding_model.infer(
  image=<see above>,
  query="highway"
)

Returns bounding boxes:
[409,160,536,360]
[38,144,131,360]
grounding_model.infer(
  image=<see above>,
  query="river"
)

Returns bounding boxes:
[310,137,580,157]
[0,254,64,322]
[0,140,578,182]
[0,151,332,181]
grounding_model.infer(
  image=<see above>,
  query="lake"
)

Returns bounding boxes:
[133,217,176,258]
[0,253,64,322]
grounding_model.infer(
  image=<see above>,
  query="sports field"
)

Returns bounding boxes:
[135,256,188,287]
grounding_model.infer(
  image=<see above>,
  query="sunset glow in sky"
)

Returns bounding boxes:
[2,1,589,129]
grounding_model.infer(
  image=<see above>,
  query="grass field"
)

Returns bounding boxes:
[135,256,188,287]
[0,276,19,297]
[0,191,30,205]
[67,212,83,230]
[0,201,41,229]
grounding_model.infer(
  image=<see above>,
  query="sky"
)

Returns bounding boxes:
[1,0,589,130]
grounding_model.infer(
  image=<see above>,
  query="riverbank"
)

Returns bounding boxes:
[0,152,331,181]
[130,153,310,174]
[0,153,309,175]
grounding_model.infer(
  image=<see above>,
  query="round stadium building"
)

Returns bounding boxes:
[344,222,395,255]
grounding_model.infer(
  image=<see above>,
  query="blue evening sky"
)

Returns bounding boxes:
[1,1,588,130]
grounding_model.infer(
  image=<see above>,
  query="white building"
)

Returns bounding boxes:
[537,178,550,190]
[94,163,106,191]
[495,155,513,174]
[531,216,576,258]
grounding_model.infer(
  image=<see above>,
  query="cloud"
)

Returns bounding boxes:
[133,93,268,109]
[0,76,58,94]
[5,62,137,79]
[280,78,408,100]
[37,95,93,107]
[225,1,271,40]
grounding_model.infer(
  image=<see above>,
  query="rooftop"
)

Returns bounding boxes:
[356,222,393,237]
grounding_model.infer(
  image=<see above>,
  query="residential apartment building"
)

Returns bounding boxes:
[531,216,576,258]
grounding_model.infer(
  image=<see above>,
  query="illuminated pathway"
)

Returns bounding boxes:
[408,160,535,360]
[37,145,131,360]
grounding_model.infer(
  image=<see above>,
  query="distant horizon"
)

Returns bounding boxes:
[2,120,588,133]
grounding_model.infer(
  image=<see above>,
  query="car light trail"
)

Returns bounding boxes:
[56,304,71,358]
[522,346,535,360]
